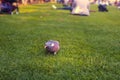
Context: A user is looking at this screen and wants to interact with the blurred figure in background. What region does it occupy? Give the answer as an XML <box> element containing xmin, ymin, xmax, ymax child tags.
<box><xmin>0</xmin><ymin>0</ymin><xmax>12</xmax><ymax>14</ymax></box>
<box><xmin>114</xmin><ymin>0</ymin><xmax>118</xmax><ymax>6</ymax></box>
<box><xmin>117</xmin><ymin>0</ymin><xmax>120</xmax><ymax>9</ymax></box>
<box><xmin>98</xmin><ymin>0</ymin><xmax>108</xmax><ymax>12</ymax></box>
<box><xmin>52</xmin><ymin>0</ymin><xmax>73</xmax><ymax>11</ymax></box>
<box><xmin>71</xmin><ymin>0</ymin><xmax>90</xmax><ymax>16</ymax></box>
<box><xmin>52</xmin><ymin>0</ymin><xmax>90</xmax><ymax>16</ymax></box>
<box><xmin>57</xmin><ymin>0</ymin><xmax>64</xmax><ymax>4</ymax></box>
<box><xmin>0</xmin><ymin>0</ymin><xmax>19</xmax><ymax>14</ymax></box>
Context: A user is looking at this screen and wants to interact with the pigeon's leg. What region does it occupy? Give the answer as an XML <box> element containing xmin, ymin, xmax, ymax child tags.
<box><xmin>54</xmin><ymin>52</ymin><xmax>56</xmax><ymax>55</ymax></box>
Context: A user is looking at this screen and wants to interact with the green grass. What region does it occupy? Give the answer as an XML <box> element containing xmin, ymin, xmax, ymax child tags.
<box><xmin>0</xmin><ymin>3</ymin><xmax>120</xmax><ymax>80</ymax></box>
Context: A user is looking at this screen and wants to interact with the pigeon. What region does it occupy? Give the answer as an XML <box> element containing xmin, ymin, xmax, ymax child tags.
<box><xmin>44</xmin><ymin>40</ymin><xmax>60</xmax><ymax>55</ymax></box>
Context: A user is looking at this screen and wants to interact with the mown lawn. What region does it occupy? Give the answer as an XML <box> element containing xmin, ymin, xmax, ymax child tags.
<box><xmin>0</xmin><ymin>3</ymin><xmax>120</xmax><ymax>80</ymax></box>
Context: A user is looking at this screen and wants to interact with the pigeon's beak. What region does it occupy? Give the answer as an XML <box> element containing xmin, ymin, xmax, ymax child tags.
<box><xmin>44</xmin><ymin>46</ymin><xmax>47</xmax><ymax>48</ymax></box>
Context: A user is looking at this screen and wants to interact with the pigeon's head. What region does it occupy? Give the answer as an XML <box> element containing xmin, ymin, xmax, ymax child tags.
<box><xmin>45</xmin><ymin>40</ymin><xmax>55</xmax><ymax>48</ymax></box>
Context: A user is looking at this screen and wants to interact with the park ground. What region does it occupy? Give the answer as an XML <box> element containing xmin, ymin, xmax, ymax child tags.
<box><xmin>0</xmin><ymin>3</ymin><xmax>120</xmax><ymax>80</ymax></box>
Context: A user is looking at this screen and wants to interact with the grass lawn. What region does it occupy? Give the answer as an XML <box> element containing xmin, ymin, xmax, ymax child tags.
<box><xmin>0</xmin><ymin>3</ymin><xmax>120</xmax><ymax>80</ymax></box>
